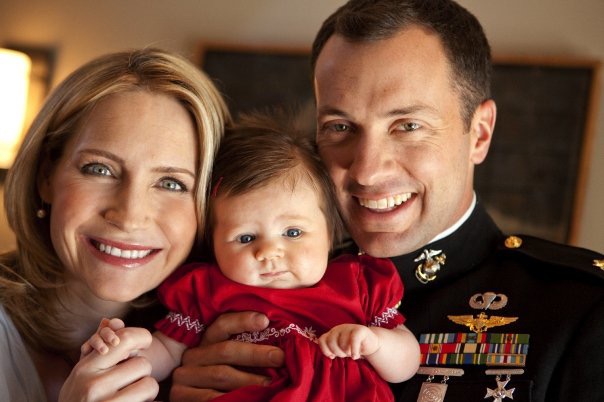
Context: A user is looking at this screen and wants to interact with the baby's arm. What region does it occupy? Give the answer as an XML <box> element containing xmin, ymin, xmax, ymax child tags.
<box><xmin>318</xmin><ymin>323</ymin><xmax>420</xmax><ymax>383</ymax></box>
<box><xmin>82</xmin><ymin>318</ymin><xmax>188</xmax><ymax>381</ymax></box>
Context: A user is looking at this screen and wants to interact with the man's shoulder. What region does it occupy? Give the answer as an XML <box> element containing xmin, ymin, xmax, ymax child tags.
<box><xmin>495</xmin><ymin>234</ymin><xmax>604</xmax><ymax>280</ymax></box>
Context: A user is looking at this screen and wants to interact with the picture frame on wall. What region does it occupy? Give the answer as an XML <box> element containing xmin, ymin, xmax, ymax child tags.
<box><xmin>476</xmin><ymin>56</ymin><xmax>600</xmax><ymax>244</ymax></box>
<box><xmin>197</xmin><ymin>43</ymin><xmax>314</xmax><ymax>121</ymax></box>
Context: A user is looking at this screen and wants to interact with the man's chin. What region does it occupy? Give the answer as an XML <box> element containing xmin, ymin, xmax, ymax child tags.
<box><xmin>352</xmin><ymin>231</ymin><xmax>414</xmax><ymax>258</ymax></box>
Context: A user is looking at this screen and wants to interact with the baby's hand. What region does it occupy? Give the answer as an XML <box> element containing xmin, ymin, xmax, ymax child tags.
<box><xmin>318</xmin><ymin>324</ymin><xmax>379</xmax><ymax>360</ymax></box>
<box><xmin>80</xmin><ymin>317</ymin><xmax>125</xmax><ymax>358</ymax></box>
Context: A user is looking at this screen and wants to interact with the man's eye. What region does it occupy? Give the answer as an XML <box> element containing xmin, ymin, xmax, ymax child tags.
<box><xmin>82</xmin><ymin>163</ymin><xmax>112</xmax><ymax>177</ymax></box>
<box><xmin>321</xmin><ymin>121</ymin><xmax>351</xmax><ymax>134</ymax></box>
<box><xmin>159</xmin><ymin>178</ymin><xmax>187</xmax><ymax>192</ymax></box>
<box><xmin>332</xmin><ymin>123</ymin><xmax>349</xmax><ymax>132</ymax></box>
<box><xmin>238</xmin><ymin>234</ymin><xmax>255</xmax><ymax>244</ymax></box>
<box><xmin>285</xmin><ymin>228</ymin><xmax>302</xmax><ymax>238</ymax></box>
<box><xmin>400</xmin><ymin>122</ymin><xmax>421</xmax><ymax>131</ymax></box>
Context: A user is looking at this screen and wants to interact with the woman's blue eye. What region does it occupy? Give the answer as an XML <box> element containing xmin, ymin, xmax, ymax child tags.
<box><xmin>238</xmin><ymin>234</ymin><xmax>255</xmax><ymax>244</ymax></box>
<box><xmin>159</xmin><ymin>178</ymin><xmax>186</xmax><ymax>192</ymax></box>
<box><xmin>285</xmin><ymin>228</ymin><xmax>302</xmax><ymax>238</ymax></box>
<box><xmin>82</xmin><ymin>163</ymin><xmax>112</xmax><ymax>176</ymax></box>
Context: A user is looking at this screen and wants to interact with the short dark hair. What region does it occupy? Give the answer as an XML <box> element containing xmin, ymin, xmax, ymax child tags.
<box><xmin>208</xmin><ymin>110</ymin><xmax>344</xmax><ymax>250</ymax></box>
<box><xmin>311</xmin><ymin>0</ymin><xmax>492</xmax><ymax>129</ymax></box>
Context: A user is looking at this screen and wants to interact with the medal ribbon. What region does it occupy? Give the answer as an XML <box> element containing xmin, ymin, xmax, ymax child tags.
<box><xmin>419</xmin><ymin>332</ymin><xmax>529</xmax><ymax>366</ymax></box>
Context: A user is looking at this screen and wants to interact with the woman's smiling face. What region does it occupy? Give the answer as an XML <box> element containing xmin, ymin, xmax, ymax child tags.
<box><xmin>40</xmin><ymin>90</ymin><xmax>199</xmax><ymax>302</ymax></box>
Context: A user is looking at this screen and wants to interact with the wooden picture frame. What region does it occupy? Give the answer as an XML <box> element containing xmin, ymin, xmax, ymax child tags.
<box><xmin>197</xmin><ymin>44</ymin><xmax>600</xmax><ymax>245</ymax></box>
<box><xmin>478</xmin><ymin>56</ymin><xmax>600</xmax><ymax>244</ymax></box>
<box><xmin>197</xmin><ymin>43</ymin><xmax>314</xmax><ymax>118</ymax></box>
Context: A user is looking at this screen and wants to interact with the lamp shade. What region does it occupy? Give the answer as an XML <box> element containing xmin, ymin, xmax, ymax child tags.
<box><xmin>0</xmin><ymin>48</ymin><xmax>31</xmax><ymax>169</ymax></box>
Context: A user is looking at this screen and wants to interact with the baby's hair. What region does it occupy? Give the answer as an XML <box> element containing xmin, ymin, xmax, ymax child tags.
<box><xmin>207</xmin><ymin>110</ymin><xmax>344</xmax><ymax>251</ymax></box>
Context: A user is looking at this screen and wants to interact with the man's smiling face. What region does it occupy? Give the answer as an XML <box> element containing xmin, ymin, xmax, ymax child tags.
<box><xmin>314</xmin><ymin>26</ymin><xmax>493</xmax><ymax>257</ymax></box>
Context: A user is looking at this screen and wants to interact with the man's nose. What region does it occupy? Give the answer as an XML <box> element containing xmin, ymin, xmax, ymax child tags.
<box><xmin>348</xmin><ymin>130</ymin><xmax>394</xmax><ymax>187</ymax></box>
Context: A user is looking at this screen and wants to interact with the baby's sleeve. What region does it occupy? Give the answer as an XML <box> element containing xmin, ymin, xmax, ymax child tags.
<box><xmin>357</xmin><ymin>254</ymin><xmax>405</xmax><ymax>329</ymax></box>
<box><xmin>154</xmin><ymin>263</ymin><xmax>210</xmax><ymax>347</ymax></box>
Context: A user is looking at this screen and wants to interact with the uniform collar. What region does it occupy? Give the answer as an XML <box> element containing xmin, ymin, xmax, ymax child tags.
<box><xmin>428</xmin><ymin>193</ymin><xmax>476</xmax><ymax>244</ymax></box>
<box><xmin>390</xmin><ymin>201</ymin><xmax>503</xmax><ymax>293</ymax></box>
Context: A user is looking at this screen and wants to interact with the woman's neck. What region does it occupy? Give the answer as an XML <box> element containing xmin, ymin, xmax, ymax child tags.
<box><xmin>28</xmin><ymin>282</ymin><xmax>131</xmax><ymax>402</ymax></box>
<box><xmin>55</xmin><ymin>281</ymin><xmax>130</xmax><ymax>347</ymax></box>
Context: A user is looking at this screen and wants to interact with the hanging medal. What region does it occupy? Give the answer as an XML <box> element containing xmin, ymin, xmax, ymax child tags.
<box><xmin>484</xmin><ymin>369</ymin><xmax>524</xmax><ymax>401</ymax></box>
<box><xmin>416</xmin><ymin>367</ymin><xmax>464</xmax><ymax>402</ymax></box>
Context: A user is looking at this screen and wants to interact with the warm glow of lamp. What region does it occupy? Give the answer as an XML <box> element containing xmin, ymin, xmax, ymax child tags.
<box><xmin>0</xmin><ymin>48</ymin><xmax>31</xmax><ymax>169</ymax></box>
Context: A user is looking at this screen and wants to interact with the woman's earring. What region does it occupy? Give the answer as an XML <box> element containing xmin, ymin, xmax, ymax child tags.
<box><xmin>36</xmin><ymin>208</ymin><xmax>47</xmax><ymax>219</ymax></box>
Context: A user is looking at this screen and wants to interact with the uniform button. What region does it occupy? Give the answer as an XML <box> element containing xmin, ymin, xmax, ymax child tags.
<box><xmin>504</xmin><ymin>236</ymin><xmax>523</xmax><ymax>249</ymax></box>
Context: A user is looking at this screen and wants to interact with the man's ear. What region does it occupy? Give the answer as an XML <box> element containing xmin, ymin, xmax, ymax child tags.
<box><xmin>37</xmin><ymin>156</ymin><xmax>54</xmax><ymax>204</ymax></box>
<box><xmin>469</xmin><ymin>99</ymin><xmax>496</xmax><ymax>165</ymax></box>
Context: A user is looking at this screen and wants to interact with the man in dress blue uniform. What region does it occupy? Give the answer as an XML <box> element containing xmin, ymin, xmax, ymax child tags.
<box><xmin>170</xmin><ymin>1</ymin><xmax>604</xmax><ymax>401</ymax></box>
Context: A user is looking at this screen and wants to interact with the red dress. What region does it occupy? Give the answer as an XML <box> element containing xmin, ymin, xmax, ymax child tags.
<box><xmin>156</xmin><ymin>253</ymin><xmax>405</xmax><ymax>401</ymax></box>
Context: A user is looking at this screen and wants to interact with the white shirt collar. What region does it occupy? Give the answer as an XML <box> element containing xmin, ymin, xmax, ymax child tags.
<box><xmin>427</xmin><ymin>192</ymin><xmax>477</xmax><ymax>244</ymax></box>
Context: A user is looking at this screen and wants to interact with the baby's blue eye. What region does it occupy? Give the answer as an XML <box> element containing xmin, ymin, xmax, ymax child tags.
<box><xmin>285</xmin><ymin>228</ymin><xmax>302</xmax><ymax>238</ymax></box>
<box><xmin>238</xmin><ymin>234</ymin><xmax>255</xmax><ymax>244</ymax></box>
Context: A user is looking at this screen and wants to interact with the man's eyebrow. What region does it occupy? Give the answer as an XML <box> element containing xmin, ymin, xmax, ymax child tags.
<box><xmin>79</xmin><ymin>148</ymin><xmax>195</xmax><ymax>178</ymax></box>
<box><xmin>316</xmin><ymin>106</ymin><xmax>350</xmax><ymax>118</ymax></box>
<box><xmin>318</xmin><ymin>104</ymin><xmax>439</xmax><ymax>119</ymax></box>
<box><xmin>386</xmin><ymin>105</ymin><xmax>438</xmax><ymax>116</ymax></box>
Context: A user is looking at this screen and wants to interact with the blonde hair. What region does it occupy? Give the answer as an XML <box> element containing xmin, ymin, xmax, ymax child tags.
<box><xmin>0</xmin><ymin>48</ymin><xmax>231</xmax><ymax>351</ymax></box>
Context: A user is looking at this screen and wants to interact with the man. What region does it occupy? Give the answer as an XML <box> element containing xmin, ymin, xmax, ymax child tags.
<box><xmin>171</xmin><ymin>1</ymin><xmax>603</xmax><ymax>401</ymax></box>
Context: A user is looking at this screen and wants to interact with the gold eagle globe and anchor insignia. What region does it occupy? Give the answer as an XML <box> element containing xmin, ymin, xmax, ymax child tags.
<box><xmin>415</xmin><ymin>249</ymin><xmax>447</xmax><ymax>284</ymax></box>
<box><xmin>448</xmin><ymin>292</ymin><xmax>518</xmax><ymax>333</ymax></box>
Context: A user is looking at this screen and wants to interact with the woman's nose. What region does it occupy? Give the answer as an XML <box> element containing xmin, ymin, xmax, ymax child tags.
<box><xmin>102</xmin><ymin>181</ymin><xmax>151</xmax><ymax>231</ymax></box>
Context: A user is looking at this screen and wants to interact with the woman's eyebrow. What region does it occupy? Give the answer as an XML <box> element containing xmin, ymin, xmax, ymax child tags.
<box><xmin>151</xmin><ymin>166</ymin><xmax>196</xmax><ymax>179</ymax></box>
<box><xmin>79</xmin><ymin>148</ymin><xmax>195</xmax><ymax>178</ymax></box>
<box><xmin>79</xmin><ymin>148</ymin><xmax>124</xmax><ymax>164</ymax></box>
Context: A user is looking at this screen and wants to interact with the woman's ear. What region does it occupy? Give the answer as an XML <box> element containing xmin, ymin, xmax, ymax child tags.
<box><xmin>37</xmin><ymin>155</ymin><xmax>54</xmax><ymax>204</ymax></box>
<box><xmin>469</xmin><ymin>99</ymin><xmax>497</xmax><ymax>165</ymax></box>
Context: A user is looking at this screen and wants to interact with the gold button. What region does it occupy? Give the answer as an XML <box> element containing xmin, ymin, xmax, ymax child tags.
<box><xmin>594</xmin><ymin>259</ymin><xmax>604</xmax><ymax>271</ymax></box>
<box><xmin>504</xmin><ymin>236</ymin><xmax>522</xmax><ymax>249</ymax></box>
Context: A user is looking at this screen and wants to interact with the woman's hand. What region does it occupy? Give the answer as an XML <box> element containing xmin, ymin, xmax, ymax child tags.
<box><xmin>170</xmin><ymin>311</ymin><xmax>285</xmax><ymax>402</ymax></box>
<box><xmin>59</xmin><ymin>327</ymin><xmax>158</xmax><ymax>402</ymax></box>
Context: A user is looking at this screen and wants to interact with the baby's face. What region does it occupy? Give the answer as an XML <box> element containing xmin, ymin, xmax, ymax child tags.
<box><xmin>212</xmin><ymin>179</ymin><xmax>331</xmax><ymax>289</ymax></box>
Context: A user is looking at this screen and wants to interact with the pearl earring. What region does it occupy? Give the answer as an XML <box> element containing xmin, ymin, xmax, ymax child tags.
<box><xmin>36</xmin><ymin>208</ymin><xmax>47</xmax><ymax>219</ymax></box>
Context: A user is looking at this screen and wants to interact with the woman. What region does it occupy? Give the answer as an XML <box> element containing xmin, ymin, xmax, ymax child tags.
<box><xmin>0</xmin><ymin>48</ymin><xmax>230</xmax><ymax>401</ymax></box>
